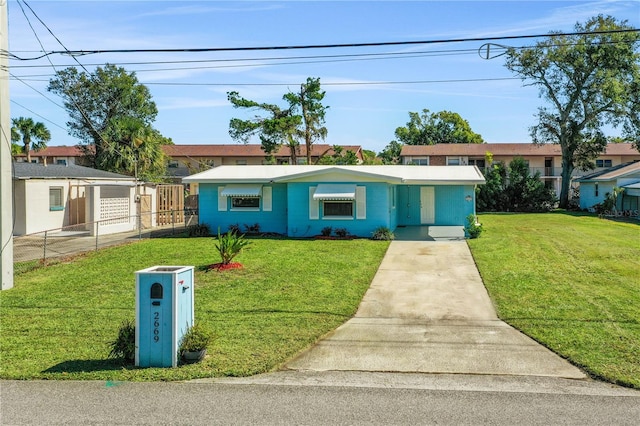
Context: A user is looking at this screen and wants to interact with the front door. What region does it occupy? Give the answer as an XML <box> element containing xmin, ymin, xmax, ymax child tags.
<box><xmin>420</xmin><ymin>187</ymin><xmax>435</xmax><ymax>224</ymax></box>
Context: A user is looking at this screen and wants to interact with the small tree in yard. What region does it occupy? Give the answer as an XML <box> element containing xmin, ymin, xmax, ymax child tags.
<box><xmin>214</xmin><ymin>229</ymin><xmax>251</xmax><ymax>266</ymax></box>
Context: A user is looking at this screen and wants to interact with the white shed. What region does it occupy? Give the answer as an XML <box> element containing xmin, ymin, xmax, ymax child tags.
<box><xmin>12</xmin><ymin>163</ymin><xmax>139</xmax><ymax>236</ymax></box>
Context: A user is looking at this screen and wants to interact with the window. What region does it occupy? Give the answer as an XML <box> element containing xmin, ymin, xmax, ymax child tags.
<box><xmin>323</xmin><ymin>201</ymin><xmax>353</xmax><ymax>217</ymax></box>
<box><xmin>411</xmin><ymin>158</ymin><xmax>429</xmax><ymax>166</ymax></box>
<box><xmin>168</xmin><ymin>160</ymin><xmax>179</xmax><ymax>168</ymax></box>
<box><xmin>235</xmin><ymin>159</ymin><xmax>247</xmax><ymax>165</ymax></box>
<box><xmin>595</xmin><ymin>184</ymin><xmax>599</xmax><ymax>197</ymax></box>
<box><xmin>596</xmin><ymin>159</ymin><xmax>612</xmax><ymax>168</ymax></box>
<box><xmin>49</xmin><ymin>187</ymin><xmax>64</xmax><ymax>211</ymax></box>
<box><xmin>447</xmin><ymin>157</ymin><xmax>460</xmax><ymax>166</ymax></box>
<box><xmin>56</xmin><ymin>159</ymin><xmax>67</xmax><ymax>166</ymax></box>
<box><xmin>468</xmin><ymin>159</ymin><xmax>485</xmax><ymax>168</ymax></box>
<box><xmin>231</xmin><ymin>197</ymin><xmax>260</xmax><ymax>209</ymax></box>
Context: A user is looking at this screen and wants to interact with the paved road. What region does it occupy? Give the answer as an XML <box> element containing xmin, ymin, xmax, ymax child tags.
<box><xmin>1</xmin><ymin>374</ymin><xmax>638</xmax><ymax>425</ymax></box>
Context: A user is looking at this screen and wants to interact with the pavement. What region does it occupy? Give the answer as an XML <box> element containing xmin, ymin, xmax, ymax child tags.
<box><xmin>281</xmin><ymin>239</ymin><xmax>586</xmax><ymax>379</ymax></box>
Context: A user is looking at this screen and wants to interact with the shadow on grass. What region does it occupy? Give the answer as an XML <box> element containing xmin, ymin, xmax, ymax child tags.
<box><xmin>42</xmin><ymin>359</ymin><xmax>135</xmax><ymax>374</ymax></box>
<box><xmin>551</xmin><ymin>209</ymin><xmax>640</xmax><ymax>225</ymax></box>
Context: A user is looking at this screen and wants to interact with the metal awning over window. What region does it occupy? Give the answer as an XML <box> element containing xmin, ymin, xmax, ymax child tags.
<box><xmin>313</xmin><ymin>184</ymin><xmax>356</xmax><ymax>200</ymax></box>
<box><xmin>220</xmin><ymin>184</ymin><xmax>263</xmax><ymax>197</ymax></box>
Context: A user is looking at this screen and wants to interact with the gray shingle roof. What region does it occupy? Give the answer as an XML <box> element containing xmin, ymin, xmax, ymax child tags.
<box><xmin>13</xmin><ymin>162</ymin><xmax>135</xmax><ymax>180</ymax></box>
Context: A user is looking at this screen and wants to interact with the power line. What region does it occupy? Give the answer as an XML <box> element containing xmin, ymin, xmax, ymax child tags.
<box><xmin>7</xmin><ymin>29</ymin><xmax>639</xmax><ymax>61</ymax></box>
<box><xmin>10</xmin><ymin>99</ymin><xmax>67</xmax><ymax>130</ymax></box>
<box><xmin>141</xmin><ymin>77</ymin><xmax>521</xmax><ymax>87</ymax></box>
<box><xmin>7</xmin><ymin>47</ymin><xmax>482</xmax><ymax>68</ymax></box>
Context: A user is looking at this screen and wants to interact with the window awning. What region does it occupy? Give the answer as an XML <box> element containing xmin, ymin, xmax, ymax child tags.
<box><xmin>220</xmin><ymin>184</ymin><xmax>263</xmax><ymax>197</ymax></box>
<box><xmin>313</xmin><ymin>184</ymin><xmax>356</xmax><ymax>200</ymax></box>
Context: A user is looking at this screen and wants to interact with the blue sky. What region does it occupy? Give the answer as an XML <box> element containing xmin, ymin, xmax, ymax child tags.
<box><xmin>7</xmin><ymin>1</ymin><xmax>640</xmax><ymax>154</ymax></box>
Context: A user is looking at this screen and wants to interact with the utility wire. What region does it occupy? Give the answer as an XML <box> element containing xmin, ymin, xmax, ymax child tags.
<box><xmin>16</xmin><ymin>0</ymin><xmax>143</xmax><ymax>171</ymax></box>
<box><xmin>7</xmin><ymin>28</ymin><xmax>639</xmax><ymax>60</ymax></box>
<box><xmin>7</xmin><ymin>47</ymin><xmax>482</xmax><ymax>68</ymax></box>
<box><xmin>10</xmin><ymin>99</ymin><xmax>67</xmax><ymax>131</ymax></box>
<box><xmin>141</xmin><ymin>77</ymin><xmax>521</xmax><ymax>87</ymax></box>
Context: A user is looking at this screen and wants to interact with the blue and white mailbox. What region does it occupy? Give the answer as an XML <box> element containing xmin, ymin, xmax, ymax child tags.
<box><xmin>135</xmin><ymin>266</ymin><xmax>194</xmax><ymax>368</ymax></box>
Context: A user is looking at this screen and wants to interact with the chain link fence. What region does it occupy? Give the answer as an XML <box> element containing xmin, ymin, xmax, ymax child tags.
<box><xmin>13</xmin><ymin>210</ymin><xmax>198</xmax><ymax>272</ymax></box>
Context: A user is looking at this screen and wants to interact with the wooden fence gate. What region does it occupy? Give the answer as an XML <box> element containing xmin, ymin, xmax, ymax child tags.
<box><xmin>157</xmin><ymin>185</ymin><xmax>185</xmax><ymax>225</ymax></box>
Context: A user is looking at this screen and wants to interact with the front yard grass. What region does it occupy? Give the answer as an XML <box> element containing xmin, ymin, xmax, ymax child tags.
<box><xmin>467</xmin><ymin>212</ymin><xmax>640</xmax><ymax>388</ymax></box>
<box><xmin>0</xmin><ymin>237</ymin><xmax>389</xmax><ymax>381</ymax></box>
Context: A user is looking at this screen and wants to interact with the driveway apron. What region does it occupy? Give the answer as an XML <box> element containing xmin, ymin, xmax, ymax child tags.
<box><xmin>284</xmin><ymin>240</ymin><xmax>586</xmax><ymax>378</ymax></box>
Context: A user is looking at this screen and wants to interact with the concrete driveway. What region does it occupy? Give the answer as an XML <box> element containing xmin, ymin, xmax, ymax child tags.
<box><xmin>284</xmin><ymin>240</ymin><xmax>586</xmax><ymax>379</ymax></box>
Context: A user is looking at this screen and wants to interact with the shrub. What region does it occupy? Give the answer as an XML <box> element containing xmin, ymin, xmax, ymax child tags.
<box><xmin>371</xmin><ymin>226</ymin><xmax>395</xmax><ymax>241</ymax></box>
<box><xmin>465</xmin><ymin>214</ymin><xmax>483</xmax><ymax>239</ymax></box>
<box><xmin>334</xmin><ymin>228</ymin><xmax>348</xmax><ymax>238</ymax></box>
<box><xmin>227</xmin><ymin>223</ymin><xmax>241</xmax><ymax>235</ymax></box>
<box><xmin>179</xmin><ymin>323</ymin><xmax>214</xmax><ymax>353</ymax></box>
<box><xmin>108</xmin><ymin>319</ymin><xmax>136</xmax><ymax>363</ymax></box>
<box><xmin>320</xmin><ymin>226</ymin><xmax>333</xmax><ymax>237</ymax></box>
<box><xmin>188</xmin><ymin>223</ymin><xmax>211</xmax><ymax>237</ymax></box>
<box><xmin>215</xmin><ymin>228</ymin><xmax>251</xmax><ymax>265</ymax></box>
<box><xmin>476</xmin><ymin>158</ymin><xmax>556</xmax><ymax>212</ymax></box>
<box><xmin>244</xmin><ymin>223</ymin><xmax>261</xmax><ymax>234</ymax></box>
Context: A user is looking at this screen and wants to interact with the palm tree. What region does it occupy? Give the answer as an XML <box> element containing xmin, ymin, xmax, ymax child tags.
<box><xmin>11</xmin><ymin>117</ymin><xmax>51</xmax><ymax>162</ymax></box>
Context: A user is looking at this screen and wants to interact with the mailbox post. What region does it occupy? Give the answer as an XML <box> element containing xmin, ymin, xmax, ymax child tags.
<box><xmin>135</xmin><ymin>266</ymin><xmax>194</xmax><ymax>367</ymax></box>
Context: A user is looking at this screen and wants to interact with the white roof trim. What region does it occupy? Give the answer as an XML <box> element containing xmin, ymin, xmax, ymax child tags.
<box><xmin>313</xmin><ymin>184</ymin><xmax>356</xmax><ymax>200</ymax></box>
<box><xmin>220</xmin><ymin>184</ymin><xmax>263</xmax><ymax>197</ymax></box>
<box><xmin>183</xmin><ymin>165</ymin><xmax>485</xmax><ymax>185</ymax></box>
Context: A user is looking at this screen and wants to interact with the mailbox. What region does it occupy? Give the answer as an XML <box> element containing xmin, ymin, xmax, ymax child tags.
<box><xmin>135</xmin><ymin>266</ymin><xmax>194</xmax><ymax>367</ymax></box>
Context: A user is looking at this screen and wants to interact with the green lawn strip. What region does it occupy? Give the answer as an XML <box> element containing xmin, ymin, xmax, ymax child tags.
<box><xmin>1</xmin><ymin>238</ymin><xmax>389</xmax><ymax>381</ymax></box>
<box><xmin>468</xmin><ymin>212</ymin><xmax>640</xmax><ymax>388</ymax></box>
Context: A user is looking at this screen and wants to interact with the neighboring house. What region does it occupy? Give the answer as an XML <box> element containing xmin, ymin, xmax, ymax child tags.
<box><xmin>400</xmin><ymin>143</ymin><xmax>640</xmax><ymax>196</ymax></box>
<box><xmin>183</xmin><ymin>165</ymin><xmax>485</xmax><ymax>238</ymax></box>
<box><xmin>12</xmin><ymin>162</ymin><xmax>141</xmax><ymax>236</ymax></box>
<box><xmin>14</xmin><ymin>145</ymin><xmax>85</xmax><ymax>166</ymax></box>
<box><xmin>575</xmin><ymin>161</ymin><xmax>640</xmax><ymax>215</ymax></box>
<box><xmin>163</xmin><ymin>144</ymin><xmax>365</xmax><ymax>181</ymax></box>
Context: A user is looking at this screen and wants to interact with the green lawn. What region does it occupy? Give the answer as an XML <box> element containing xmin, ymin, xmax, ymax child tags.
<box><xmin>0</xmin><ymin>237</ymin><xmax>389</xmax><ymax>381</ymax></box>
<box><xmin>467</xmin><ymin>212</ymin><xmax>640</xmax><ymax>388</ymax></box>
<box><xmin>3</xmin><ymin>214</ymin><xmax>639</xmax><ymax>387</ymax></box>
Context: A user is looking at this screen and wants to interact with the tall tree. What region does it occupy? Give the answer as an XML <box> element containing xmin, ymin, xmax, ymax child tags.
<box><xmin>378</xmin><ymin>140</ymin><xmax>403</xmax><ymax>164</ymax></box>
<box><xmin>228</xmin><ymin>91</ymin><xmax>301</xmax><ymax>163</ymax></box>
<box><xmin>11</xmin><ymin>117</ymin><xmax>51</xmax><ymax>162</ymax></box>
<box><xmin>316</xmin><ymin>145</ymin><xmax>359</xmax><ymax>165</ymax></box>
<box><xmin>394</xmin><ymin>109</ymin><xmax>484</xmax><ymax>146</ymax></box>
<box><xmin>228</xmin><ymin>77</ymin><xmax>328</xmax><ymax>164</ymax></box>
<box><xmin>47</xmin><ymin>64</ymin><xmax>168</xmax><ymax>180</ymax></box>
<box><xmin>284</xmin><ymin>77</ymin><xmax>328</xmax><ymax>164</ymax></box>
<box><xmin>505</xmin><ymin>15</ymin><xmax>640</xmax><ymax>208</ymax></box>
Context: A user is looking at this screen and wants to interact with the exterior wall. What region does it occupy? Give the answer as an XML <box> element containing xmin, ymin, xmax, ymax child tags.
<box><xmin>396</xmin><ymin>185</ymin><xmax>476</xmax><ymax>227</ymax></box>
<box><xmin>21</xmin><ymin>179</ymin><xmax>70</xmax><ymax>235</ymax></box>
<box><xmin>579</xmin><ymin>181</ymin><xmax>615</xmax><ymax>210</ymax></box>
<box><xmin>286</xmin><ymin>182</ymin><xmax>392</xmax><ymax>238</ymax></box>
<box><xmin>86</xmin><ymin>185</ymin><xmax>137</xmax><ymax>236</ymax></box>
<box><xmin>198</xmin><ymin>183</ymin><xmax>288</xmax><ymax>234</ymax></box>
<box><xmin>13</xmin><ymin>181</ymin><xmax>27</xmax><ymax>235</ymax></box>
<box><xmin>198</xmin><ymin>181</ymin><xmax>478</xmax><ymax>238</ymax></box>
<box><xmin>429</xmin><ymin>156</ymin><xmax>446</xmax><ymax>166</ymax></box>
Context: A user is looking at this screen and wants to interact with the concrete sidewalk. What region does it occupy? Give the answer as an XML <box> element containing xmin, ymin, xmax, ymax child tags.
<box><xmin>284</xmin><ymin>240</ymin><xmax>586</xmax><ymax>379</ymax></box>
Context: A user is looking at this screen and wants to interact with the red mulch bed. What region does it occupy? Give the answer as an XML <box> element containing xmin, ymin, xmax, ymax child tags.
<box><xmin>206</xmin><ymin>262</ymin><xmax>243</xmax><ymax>272</ymax></box>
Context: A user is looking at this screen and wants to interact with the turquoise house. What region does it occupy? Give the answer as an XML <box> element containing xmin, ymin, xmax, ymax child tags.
<box><xmin>575</xmin><ymin>161</ymin><xmax>640</xmax><ymax>216</ymax></box>
<box><xmin>183</xmin><ymin>165</ymin><xmax>485</xmax><ymax>238</ymax></box>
